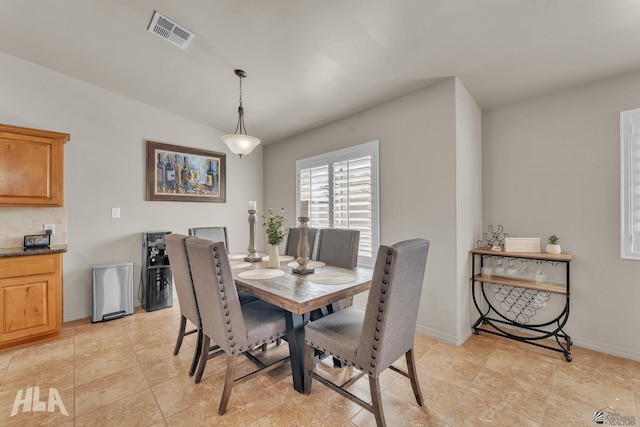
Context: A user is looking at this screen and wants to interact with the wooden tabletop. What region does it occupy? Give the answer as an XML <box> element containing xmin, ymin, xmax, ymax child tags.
<box><xmin>233</xmin><ymin>261</ymin><xmax>372</xmax><ymax>315</ymax></box>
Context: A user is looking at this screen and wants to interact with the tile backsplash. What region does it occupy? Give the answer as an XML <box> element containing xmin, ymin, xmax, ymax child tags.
<box><xmin>0</xmin><ymin>207</ymin><xmax>66</xmax><ymax>248</ymax></box>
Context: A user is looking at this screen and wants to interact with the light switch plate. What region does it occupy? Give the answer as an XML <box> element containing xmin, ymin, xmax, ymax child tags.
<box><xmin>112</xmin><ymin>208</ymin><xmax>121</xmax><ymax>218</ymax></box>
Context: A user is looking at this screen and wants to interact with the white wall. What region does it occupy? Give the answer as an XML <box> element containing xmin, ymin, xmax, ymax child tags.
<box><xmin>264</xmin><ymin>77</ymin><xmax>482</xmax><ymax>345</ymax></box>
<box><xmin>454</xmin><ymin>78</ymin><xmax>483</xmax><ymax>342</ymax></box>
<box><xmin>483</xmin><ymin>70</ymin><xmax>640</xmax><ymax>361</ymax></box>
<box><xmin>0</xmin><ymin>52</ymin><xmax>263</xmax><ymax>321</ymax></box>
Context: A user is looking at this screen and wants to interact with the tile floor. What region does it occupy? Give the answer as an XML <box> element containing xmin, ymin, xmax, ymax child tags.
<box><xmin>0</xmin><ymin>304</ymin><xmax>638</xmax><ymax>426</ymax></box>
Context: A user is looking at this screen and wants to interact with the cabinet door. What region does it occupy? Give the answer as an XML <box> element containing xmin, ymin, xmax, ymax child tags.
<box><xmin>0</xmin><ymin>124</ymin><xmax>69</xmax><ymax>206</ymax></box>
<box><xmin>0</xmin><ymin>273</ymin><xmax>59</xmax><ymax>342</ymax></box>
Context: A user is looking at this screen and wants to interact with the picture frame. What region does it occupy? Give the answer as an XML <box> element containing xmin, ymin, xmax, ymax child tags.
<box><xmin>146</xmin><ymin>141</ymin><xmax>226</xmax><ymax>203</ymax></box>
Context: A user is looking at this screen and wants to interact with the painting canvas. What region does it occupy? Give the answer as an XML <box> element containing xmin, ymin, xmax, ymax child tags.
<box><xmin>146</xmin><ymin>141</ymin><xmax>226</xmax><ymax>203</ymax></box>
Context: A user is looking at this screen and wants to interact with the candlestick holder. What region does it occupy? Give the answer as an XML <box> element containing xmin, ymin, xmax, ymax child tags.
<box><xmin>293</xmin><ymin>216</ymin><xmax>314</xmax><ymax>275</ymax></box>
<box><xmin>244</xmin><ymin>209</ymin><xmax>262</xmax><ymax>262</ymax></box>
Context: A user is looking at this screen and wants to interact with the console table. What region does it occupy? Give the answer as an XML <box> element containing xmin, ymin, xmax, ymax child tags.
<box><xmin>470</xmin><ymin>248</ymin><xmax>572</xmax><ymax>361</ymax></box>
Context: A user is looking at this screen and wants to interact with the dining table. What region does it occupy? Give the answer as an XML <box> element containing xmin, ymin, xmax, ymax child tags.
<box><xmin>230</xmin><ymin>255</ymin><xmax>373</xmax><ymax>393</ymax></box>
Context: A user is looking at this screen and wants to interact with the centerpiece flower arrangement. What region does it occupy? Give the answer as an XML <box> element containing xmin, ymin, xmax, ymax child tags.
<box><xmin>263</xmin><ymin>208</ymin><xmax>289</xmax><ymax>267</ymax></box>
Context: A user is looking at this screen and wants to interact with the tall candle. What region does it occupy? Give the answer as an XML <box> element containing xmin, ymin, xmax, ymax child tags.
<box><xmin>249</xmin><ymin>200</ymin><xmax>257</xmax><ymax>211</ymax></box>
<box><xmin>300</xmin><ymin>200</ymin><xmax>309</xmax><ymax>217</ymax></box>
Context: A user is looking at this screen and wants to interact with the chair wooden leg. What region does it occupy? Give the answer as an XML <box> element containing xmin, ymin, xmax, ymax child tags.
<box><xmin>174</xmin><ymin>315</ymin><xmax>187</xmax><ymax>356</ymax></box>
<box><xmin>189</xmin><ymin>329</ymin><xmax>203</xmax><ymax>377</ymax></box>
<box><xmin>194</xmin><ymin>335</ymin><xmax>210</xmax><ymax>384</ymax></box>
<box><xmin>303</xmin><ymin>344</ymin><xmax>314</xmax><ymax>395</ymax></box>
<box><xmin>369</xmin><ymin>376</ymin><xmax>386</xmax><ymax>427</ymax></box>
<box><xmin>218</xmin><ymin>354</ymin><xmax>239</xmax><ymax>415</ymax></box>
<box><xmin>405</xmin><ymin>348</ymin><xmax>424</xmax><ymax>406</ymax></box>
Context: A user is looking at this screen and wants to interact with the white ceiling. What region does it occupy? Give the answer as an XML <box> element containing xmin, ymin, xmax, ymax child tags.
<box><xmin>2</xmin><ymin>0</ymin><xmax>640</xmax><ymax>143</ymax></box>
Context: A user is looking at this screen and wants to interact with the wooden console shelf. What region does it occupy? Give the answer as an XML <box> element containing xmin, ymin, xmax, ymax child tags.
<box><xmin>470</xmin><ymin>248</ymin><xmax>572</xmax><ymax>361</ymax></box>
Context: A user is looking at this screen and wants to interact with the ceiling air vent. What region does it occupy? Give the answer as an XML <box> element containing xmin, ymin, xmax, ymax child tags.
<box><xmin>147</xmin><ymin>11</ymin><xmax>195</xmax><ymax>50</ymax></box>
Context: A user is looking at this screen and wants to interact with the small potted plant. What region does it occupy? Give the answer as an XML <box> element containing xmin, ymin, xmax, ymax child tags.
<box><xmin>546</xmin><ymin>234</ymin><xmax>561</xmax><ymax>254</ymax></box>
<box><xmin>263</xmin><ymin>208</ymin><xmax>289</xmax><ymax>268</ymax></box>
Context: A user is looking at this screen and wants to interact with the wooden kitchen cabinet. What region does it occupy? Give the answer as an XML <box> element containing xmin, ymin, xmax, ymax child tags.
<box><xmin>0</xmin><ymin>252</ymin><xmax>63</xmax><ymax>351</ymax></box>
<box><xmin>0</xmin><ymin>123</ymin><xmax>69</xmax><ymax>206</ymax></box>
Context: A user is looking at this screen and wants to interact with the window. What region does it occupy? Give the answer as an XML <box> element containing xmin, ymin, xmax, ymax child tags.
<box><xmin>297</xmin><ymin>141</ymin><xmax>379</xmax><ymax>268</ymax></box>
<box><xmin>621</xmin><ymin>108</ymin><xmax>640</xmax><ymax>259</ymax></box>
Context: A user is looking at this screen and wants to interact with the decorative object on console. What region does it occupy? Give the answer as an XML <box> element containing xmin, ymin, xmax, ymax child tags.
<box><xmin>221</xmin><ymin>69</ymin><xmax>261</xmax><ymax>157</ymax></box>
<box><xmin>504</xmin><ymin>237</ymin><xmax>541</xmax><ymax>252</ymax></box>
<box><xmin>476</xmin><ymin>224</ymin><xmax>509</xmax><ymax>250</ymax></box>
<box><xmin>146</xmin><ymin>141</ymin><xmax>226</xmax><ymax>203</ymax></box>
<box><xmin>262</xmin><ymin>208</ymin><xmax>288</xmax><ymax>268</ymax></box>
<box><xmin>293</xmin><ymin>201</ymin><xmax>314</xmax><ymax>275</ymax></box>
<box><xmin>546</xmin><ymin>234</ymin><xmax>561</xmax><ymax>254</ymax></box>
<box><xmin>245</xmin><ymin>201</ymin><xmax>262</xmax><ymax>263</ymax></box>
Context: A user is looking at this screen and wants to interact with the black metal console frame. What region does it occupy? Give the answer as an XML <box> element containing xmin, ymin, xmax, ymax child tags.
<box><xmin>471</xmin><ymin>248</ymin><xmax>572</xmax><ymax>362</ymax></box>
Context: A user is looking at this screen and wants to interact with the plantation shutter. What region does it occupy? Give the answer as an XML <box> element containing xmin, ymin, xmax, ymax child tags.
<box><xmin>621</xmin><ymin>108</ymin><xmax>640</xmax><ymax>259</ymax></box>
<box><xmin>297</xmin><ymin>141</ymin><xmax>379</xmax><ymax>267</ymax></box>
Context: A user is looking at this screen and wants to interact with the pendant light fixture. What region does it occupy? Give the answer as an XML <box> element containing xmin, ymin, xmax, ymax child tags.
<box><xmin>221</xmin><ymin>69</ymin><xmax>261</xmax><ymax>157</ymax></box>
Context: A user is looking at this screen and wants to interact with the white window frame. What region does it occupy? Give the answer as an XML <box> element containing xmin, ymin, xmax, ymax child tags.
<box><xmin>621</xmin><ymin>108</ymin><xmax>640</xmax><ymax>259</ymax></box>
<box><xmin>296</xmin><ymin>141</ymin><xmax>380</xmax><ymax>268</ymax></box>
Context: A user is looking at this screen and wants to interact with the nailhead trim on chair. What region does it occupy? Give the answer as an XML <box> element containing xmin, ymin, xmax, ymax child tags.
<box><xmin>368</xmin><ymin>248</ymin><xmax>393</xmax><ymax>376</ymax></box>
<box><xmin>213</xmin><ymin>243</ymin><xmax>237</xmax><ymax>355</ymax></box>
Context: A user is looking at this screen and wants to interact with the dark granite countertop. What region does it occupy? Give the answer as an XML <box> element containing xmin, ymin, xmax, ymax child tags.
<box><xmin>0</xmin><ymin>244</ymin><xmax>68</xmax><ymax>258</ymax></box>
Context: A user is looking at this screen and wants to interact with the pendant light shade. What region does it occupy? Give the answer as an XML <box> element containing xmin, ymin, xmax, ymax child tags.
<box><xmin>221</xmin><ymin>133</ymin><xmax>261</xmax><ymax>157</ymax></box>
<box><xmin>221</xmin><ymin>69</ymin><xmax>261</xmax><ymax>157</ymax></box>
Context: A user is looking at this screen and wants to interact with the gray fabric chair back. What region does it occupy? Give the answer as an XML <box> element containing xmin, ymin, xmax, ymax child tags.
<box><xmin>165</xmin><ymin>234</ymin><xmax>200</xmax><ymax>326</ymax></box>
<box><xmin>185</xmin><ymin>237</ymin><xmax>249</xmax><ymax>353</ymax></box>
<box><xmin>357</xmin><ymin>238</ymin><xmax>429</xmax><ymax>375</ymax></box>
<box><xmin>284</xmin><ymin>227</ymin><xmax>318</xmax><ymax>258</ymax></box>
<box><xmin>315</xmin><ymin>228</ymin><xmax>360</xmax><ymax>268</ymax></box>
<box><xmin>188</xmin><ymin>227</ymin><xmax>229</xmax><ymax>251</ymax></box>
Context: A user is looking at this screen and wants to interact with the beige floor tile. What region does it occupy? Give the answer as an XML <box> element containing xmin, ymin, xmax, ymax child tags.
<box><xmin>140</xmin><ymin>349</ymin><xmax>197</xmax><ymax>387</ymax></box>
<box><xmin>408</xmin><ymin>370</ymin><xmax>467</xmax><ymax>421</ymax></box>
<box><xmin>415</xmin><ymin>342</ymin><xmax>488</xmax><ymax>389</ymax></box>
<box><xmin>75</xmin><ymin>365</ymin><xmax>148</xmax><ymax>417</ymax></box>
<box><xmin>74</xmin><ymin>388</ymin><xmax>163</xmax><ymax>427</ymax></box>
<box><xmin>1</xmin><ymin>309</ymin><xmax>639</xmax><ymax>426</ymax></box>
<box><xmin>550</xmin><ymin>364</ymin><xmax>637</xmax><ymax>415</ymax></box>
<box><xmin>152</xmin><ymin>367</ymin><xmax>223</xmax><ymax>418</ymax></box>
<box><xmin>254</xmin><ymin>392</ymin><xmax>350</xmax><ymax>426</ymax></box>
<box><xmin>1</xmin><ymin>357</ymin><xmax>75</xmax><ymax>391</ymax></box>
<box><xmin>0</xmin><ymin>384</ymin><xmax>73</xmax><ymax>426</ymax></box>
<box><xmin>74</xmin><ymin>341</ymin><xmax>138</xmax><ymax>385</ymax></box>
<box><xmin>444</xmin><ymin>389</ymin><xmax>540</xmax><ymax>426</ymax></box>
<box><xmin>541</xmin><ymin>392</ymin><xmax>628</xmax><ymax>426</ymax></box>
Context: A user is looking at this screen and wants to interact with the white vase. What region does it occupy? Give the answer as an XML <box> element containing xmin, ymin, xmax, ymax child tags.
<box><xmin>546</xmin><ymin>244</ymin><xmax>561</xmax><ymax>254</ymax></box>
<box><xmin>268</xmin><ymin>244</ymin><xmax>280</xmax><ymax>268</ymax></box>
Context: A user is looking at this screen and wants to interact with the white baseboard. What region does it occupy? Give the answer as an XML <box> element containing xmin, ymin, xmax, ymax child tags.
<box><xmin>571</xmin><ymin>335</ymin><xmax>640</xmax><ymax>362</ymax></box>
<box><xmin>63</xmin><ymin>310</ymin><xmax>92</xmax><ymax>322</ymax></box>
<box><xmin>63</xmin><ymin>301</ymin><xmax>142</xmax><ymax>323</ymax></box>
<box><xmin>416</xmin><ymin>324</ymin><xmax>467</xmax><ymax>346</ymax></box>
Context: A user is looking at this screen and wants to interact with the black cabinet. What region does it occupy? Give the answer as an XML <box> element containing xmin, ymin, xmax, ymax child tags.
<box><xmin>142</xmin><ymin>231</ymin><xmax>173</xmax><ymax>312</ymax></box>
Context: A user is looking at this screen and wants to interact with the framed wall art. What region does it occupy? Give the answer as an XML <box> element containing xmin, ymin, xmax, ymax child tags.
<box><xmin>146</xmin><ymin>141</ymin><xmax>226</xmax><ymax>203</ymax></box>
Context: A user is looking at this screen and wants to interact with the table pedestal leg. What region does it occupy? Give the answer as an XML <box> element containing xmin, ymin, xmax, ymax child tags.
<box><xmin>285</xmin><ymin>312</ymin><xmax>310</xmax><ymax>393</ymax></box>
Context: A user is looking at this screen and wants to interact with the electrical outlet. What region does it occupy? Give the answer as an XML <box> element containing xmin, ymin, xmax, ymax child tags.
<box><xmin>43</xmin><ymin>224</ymin><xmax>55</xmax><ymax>235</ymax></box>
<box><xmin>111</xmin><ymin>208</ymin><xmax>121</xmax><ymax>218</ymax></box>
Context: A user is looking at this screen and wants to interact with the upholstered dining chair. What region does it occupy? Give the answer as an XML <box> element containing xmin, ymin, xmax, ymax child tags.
<box><xmin>185</xmin><ymin>237</ymin><xmax>290</xmax><ymax>415</ymax></box>
<box><xmin>165</xmin><ymin>234</ymin><xmax>214</xmax><ymax>377</ymax></box>
<box><xmin>316</xmin><ymin>228</ymin><xmax>360</xmax><ymax>311</ymax></box>
<box><xmin>315</xmin><ymin>228</ymin><xmax>360</xmax><ymax>268</ymax></box>
<box><xmin>284</xmin><ymin>227</ymin><xmax>319</xmax><ymax>259</ymax></box>
<box><xmin>165</xmin><ymin>234</ymin><xmax>255</xmax><ymax>377</ymax></box>
<box><xmin>188</xmin><ymin>226</ymin><xmax>229</xmax><ymax>250</ymax></box>
<box><xmin>303</xmin><ymin>238</ymin><xmax>430</xmax><ymax>427</ymax></box>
